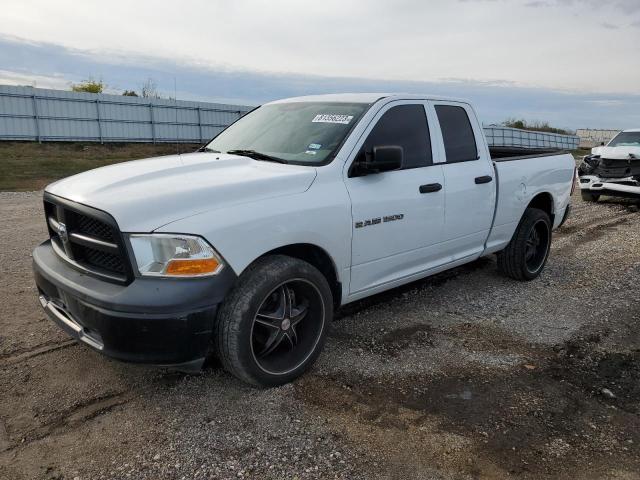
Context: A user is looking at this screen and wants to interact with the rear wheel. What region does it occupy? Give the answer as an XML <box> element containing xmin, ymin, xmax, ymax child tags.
<box><xmin>581</xmin><ymin>191</ymin><xmax>600</xmax><ymax>202</ymax></box>
<box><xmin>215</xmin><ymin>255</ymin><xmax>332</xmax><ymax>387</ymax></box>
<box><xmin>497</xmin><ymin>207</ymin><xmax>552</xmax><ymax>281</ymax></box>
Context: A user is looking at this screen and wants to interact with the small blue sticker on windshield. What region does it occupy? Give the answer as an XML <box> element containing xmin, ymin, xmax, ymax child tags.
<box><xmin>308</xmin><ymin>143</ymin><xmax>322</xmax><ymax>150</ymax></box>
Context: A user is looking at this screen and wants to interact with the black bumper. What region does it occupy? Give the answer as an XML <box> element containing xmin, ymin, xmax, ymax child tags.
<box><xmin>33</xmin><ymin>240</ymin><xmax>237</xmax><ymax>370</ymax></box>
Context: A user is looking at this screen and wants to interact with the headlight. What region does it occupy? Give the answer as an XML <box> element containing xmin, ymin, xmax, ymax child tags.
<box><xmin>128</xmin><ymin>234</ymin><xmax>224</xmax><ymax>277</ymax></box>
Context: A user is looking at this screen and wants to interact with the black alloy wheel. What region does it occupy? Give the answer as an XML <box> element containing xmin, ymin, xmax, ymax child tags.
<box><xmin>250</xmin><ymin>279</ymin><xmax>325</xmax><ymax>375</ymax></box>
<box><xmin>524</xmin><ymin>219</ymin><xmax>550</xmax><ymax>274</ymax></box>
<box><xmin>497</xmin><ymin>207</ymin><xmax>552</xmax><ymax>281</ymax></box>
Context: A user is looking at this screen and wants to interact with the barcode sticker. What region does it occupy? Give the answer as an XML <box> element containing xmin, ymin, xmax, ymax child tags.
<box><xmin>312</xmin><ymin>114</ymin><xmax>354</xmax><ymax>124</ymax></box>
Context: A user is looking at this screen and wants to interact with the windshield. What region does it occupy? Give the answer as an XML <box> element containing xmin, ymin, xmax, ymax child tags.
<box><xmin>608</xmin><ymin>132</ymin><xmax>640</xmax><ymax>147</ymax></box>
<box><xmin>206</xmin><ymin>102</ymin><xmax>370</xmax><ymax>165</ymax></box>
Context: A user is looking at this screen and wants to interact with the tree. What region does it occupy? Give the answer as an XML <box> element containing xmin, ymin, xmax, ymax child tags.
<box><xmin>502</xmin><ymin>118</ymin><xmax>572</xmax><ymax>136</ymax></box>
<box><xmin>71</xmin><ymin>77</ymin><xmax>105</xmax><ymax>94</ymax></box>
<box><xmin>122</xmin><ymin>90</ymin><xmax>139</xmax><ymax>97</ymax></box>
<box><xmin>141</xmin><ymin>78</ymin><xmax>160</xmax><ymax>98</ymax></box>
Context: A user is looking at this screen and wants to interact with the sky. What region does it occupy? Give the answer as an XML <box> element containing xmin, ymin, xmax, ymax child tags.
<box><xmin>0</xmin><ymin>0</ymin><xmax>639</xmax><ymax>129</ymax></box>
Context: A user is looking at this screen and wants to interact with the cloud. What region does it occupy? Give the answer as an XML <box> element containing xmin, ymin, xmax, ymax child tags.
<box><xmin>600</xmin><ymin>22</ymin><xmax>620</xmax><ymax>29</ymax></box>
<box><xmin>612</xmin><ymin>0</ymin><xmax>640</xmax><ymax>14</ymax></box>
<box><xmin>0</xmin><ymin>36</ymin><xmax>638</xmax><ymax>130</ymax></box>
<box><xmin>586</xmin><ymin>99</ymin><xmax>626</xmax><ymax>107</ymax></box>
<box><xmin>524</xmin><ymin>1</ymin><xmax>551</xmax><ymax>7</ymax></box>
<box><xmin>437</xmin><ymin>77</ymin><xmax>519</xmax><ymax>87</ymax></box>
<box><xmin>525</xmin><ymin>0</ymin><xmax>640</xmax><ymax>13</ymax></box>
<box><xmin>0</xmin><ymin>69</ymin><xmax>70</xmax><ymax>90</ymax></box>
<box><xmin>0</xmin><ymin>0</ymin><xmax>638</xmax><ymax>96</ymax></box>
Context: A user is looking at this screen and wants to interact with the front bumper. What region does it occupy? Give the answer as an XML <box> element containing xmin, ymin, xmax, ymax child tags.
<box><xmin>579</xmin><ymin>175</ymin><xmax>640</xmax><ymax>198</ymax></box>
<box><xmin>33</xmin><ymin>240</ymin><xmax>237</xmax><ymax>370</ymax></box>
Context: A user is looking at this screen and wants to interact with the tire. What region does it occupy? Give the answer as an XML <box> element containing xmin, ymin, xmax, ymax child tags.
<box><xmin>215</xmin><ymin>255</ymin><xmax>332</xmax><ymax>387</ymax></box>
<box><xmin>497</xmin><ymin>207</ymin><xmax>552</xmax><ymax>281</ymax></box>
<box><xmin>581</xmin><ymin>191</ymin><xmax>600</xmax><ymax>202</ymax></box>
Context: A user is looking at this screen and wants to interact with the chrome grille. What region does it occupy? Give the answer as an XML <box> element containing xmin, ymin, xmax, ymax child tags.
<box><xmin>44</xmin><ymin>194</ymin><xmax>131</xmax><ymax>283</ymax></box>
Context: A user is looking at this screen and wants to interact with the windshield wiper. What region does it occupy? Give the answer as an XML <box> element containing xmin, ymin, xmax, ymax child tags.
<box><xmin>226</xmin><ymin>149</ymin><xmax>288</xmax><ymax>164</ymax></box>
<box><xmin>198</xmin><ymin>146</ymin><xmax>221</xmax><ymax>153</ymax></box>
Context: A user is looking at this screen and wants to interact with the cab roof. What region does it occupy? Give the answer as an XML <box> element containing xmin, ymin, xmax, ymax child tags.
<box><xmin>268</xmin><ymin>93</ymin><xmax>469</xmax><ymax>105</ymax></box>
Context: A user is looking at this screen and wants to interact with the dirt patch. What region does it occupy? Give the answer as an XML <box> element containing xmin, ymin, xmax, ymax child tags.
<box><xmin>443</xmin><ymin>322</ymin><xmax>543</xmax><ymax>358</ymax></box>
<box><xmin>297</xmin><ymin>324</ymin><xmax>640</xmax><ymax>479</ymax></box>
<box><xmin>554</xmin><ymin>211</ymin><xmax>632</xmax><ymax>237</ymax></box>
<box><xmin>549</xmin><ymin>323</ymin><xmax>640</xmax><ymax>416</ymax></box>
<box><xmin>555</xmin><ymin>216</ymin><xmax>630</xmax><ymax>254</ymax></box>
<box><xmin>329</xmin><ymin>323</ymin><xmax>435</xmax><ymax>357</ymax></box>
<box><xmin>378</xmin><ymin>324</ymin><xmax>435</xmax><ymax>354</ymax></box>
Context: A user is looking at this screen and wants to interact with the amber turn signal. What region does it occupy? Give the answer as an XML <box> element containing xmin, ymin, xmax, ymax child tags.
<box><xmin>165</xmin><ymin>258</ymin><xmax>221</xmax><ymax>276</ymax></box>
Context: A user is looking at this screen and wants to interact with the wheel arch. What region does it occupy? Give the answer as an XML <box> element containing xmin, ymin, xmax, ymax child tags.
<box><xmin>526</xmin><ymin>192</ymin><xmax>555</xmax><ymax>224</ymax></box>
<box><xmin>252</xmin><ymin>243</ymin><xmax>342</xmax><ymax>307</ymax></box>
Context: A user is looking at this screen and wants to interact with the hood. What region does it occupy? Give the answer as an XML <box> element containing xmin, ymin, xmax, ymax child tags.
<box><xmin>591</xmin><ymin>145</ymin><xmax>640</xmax><ymax>160</ymax></box>
<box><xmin>46</xmin><ymin>152</ymin><xmax>317</xmax><ymax>231</ymax></box>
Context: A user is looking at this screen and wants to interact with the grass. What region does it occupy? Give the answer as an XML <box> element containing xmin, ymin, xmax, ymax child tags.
<box><xmin>0</xmin><ymin>142</ymin><xmax>201</xmax><ymax>191</ymax></box>
<box><xmin>0</xmin><ymin>142</ymin><xmax>591</xmax><ymax>192</ymax></box>
<box><xmin>572</xmin><ymin>148</ymin><xmax>590</xmax><ymax>158</ymax></box>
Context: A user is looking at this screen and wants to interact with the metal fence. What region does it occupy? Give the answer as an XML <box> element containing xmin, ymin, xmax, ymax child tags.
<box><xmin>0</xmin><ymin>85</ymin><xmax>580</xmax><ymax>150</ymax></box>
<box><xmin>0</xmin><ymin>85</ymin><xmax>253</xmax><ymax>143</ymax></box>
<box><xmin>484</xmin><ymin>126</ymin><xmax>579</xmax><ymax>150</ymax></box>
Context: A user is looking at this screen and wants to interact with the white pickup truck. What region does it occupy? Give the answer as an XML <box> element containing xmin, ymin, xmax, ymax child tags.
<box><xmin>33</xmin><ymin>93</ymin><xmax>575</xmax><ymax>386</ymax></box>
<box><xmin>578</xmin><ymin>128</ymin><xmax>640</xmax><ymax>201</ymax></box>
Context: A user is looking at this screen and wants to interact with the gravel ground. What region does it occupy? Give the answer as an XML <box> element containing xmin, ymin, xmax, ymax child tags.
<box><xmin>1</xmin><ymin>189</ymin><xmax>639</xmax><ymax>480</ymax></box>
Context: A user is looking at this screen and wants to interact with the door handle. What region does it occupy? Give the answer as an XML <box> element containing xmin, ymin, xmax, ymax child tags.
<box><xmin>475</xmin><ymin>175</ymin><xmax>493</xmax><ymax>184</ymax></box>
<box><xmin>419</xmin><ymin>183</ymin><xmax>442</xmax><ymax>193</ymax></box>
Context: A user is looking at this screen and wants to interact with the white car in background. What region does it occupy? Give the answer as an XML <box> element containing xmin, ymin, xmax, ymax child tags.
<box><xmin>578</xmin><ymin>129</ymin><xmax>640</xmax><ymax>201</ymax></box>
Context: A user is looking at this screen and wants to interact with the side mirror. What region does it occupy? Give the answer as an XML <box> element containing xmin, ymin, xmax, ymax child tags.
<box><xmin>356</xmin><ymin>146</ymin><xmax>403</xmax><ymax>175</ymax></box>
<box><xmin>600</xmin><ymin>142</ymin><xmax>605</xmax><ymax>146</ymax></box>
<box><xmin>372</xmin><ymin>146</ymin><xmax>403</xmax><ymax>171</ymax></box>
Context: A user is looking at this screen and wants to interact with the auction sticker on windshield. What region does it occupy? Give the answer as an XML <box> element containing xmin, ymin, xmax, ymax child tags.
<box><xmin>312</xmin><ymin>114</ymin><xmax>354</xmax><ymax>124</ymax></box>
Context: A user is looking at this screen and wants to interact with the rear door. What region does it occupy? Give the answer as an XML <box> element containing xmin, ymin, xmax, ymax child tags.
<box><xmin>344</xmin><ymin>101</ymin><xmax>445</xmax><ymax>295</ymax></box>
<box><xmin>429</xmin><ymin>102</ymin><xmax>495</xmax><ymax>260</ymax></box>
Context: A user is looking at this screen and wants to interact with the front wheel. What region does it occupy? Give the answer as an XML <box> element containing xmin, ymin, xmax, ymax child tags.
<box><xmin>497</xmin><ymin>207</ymin><xmax>552</xmax><ymax>281</ymax></box>
<box><xmin>215</xmin><ymin>255</ymin><xmax>332</xmax><ymax>387</ymax></box>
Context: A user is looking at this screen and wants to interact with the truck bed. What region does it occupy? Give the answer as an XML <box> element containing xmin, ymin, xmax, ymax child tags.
<box><xmin>483</xmin><ymin>149</ymin><xmax>575</xmax><ymax>255</ymax></box>
<box><xmin>489</xmin><ymin>147</ymin><xmax>568</xmax><ymax>161</ymax></box>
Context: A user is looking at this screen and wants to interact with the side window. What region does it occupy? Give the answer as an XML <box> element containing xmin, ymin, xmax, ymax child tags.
<box><xmin>359</xmin><ymin>104</ymin><xmax>432</xmax><ymax>169</ymax></box>
<box><xmin>435</xmin><ymin>105</ymin><xmax>478</xmax><ymax>163</ymax></box>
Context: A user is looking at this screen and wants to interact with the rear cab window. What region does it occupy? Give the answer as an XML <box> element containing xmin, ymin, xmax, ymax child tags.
<box><xmin>435</xmin><ymin>105</ymin><xmax>479</xmax><ymax>163</ymax></box>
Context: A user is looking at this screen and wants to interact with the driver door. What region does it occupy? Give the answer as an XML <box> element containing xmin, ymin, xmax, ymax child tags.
<box><xmin>344</xmin><ymin>101</ymin><xmax>445</xmax><ymax>296</ymax></box>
